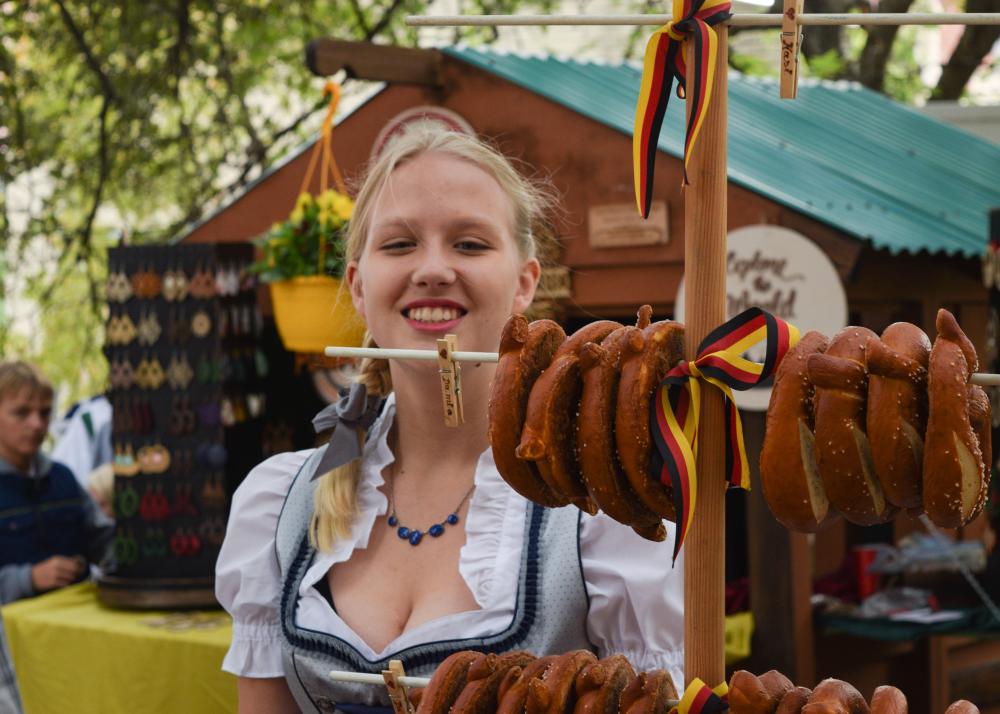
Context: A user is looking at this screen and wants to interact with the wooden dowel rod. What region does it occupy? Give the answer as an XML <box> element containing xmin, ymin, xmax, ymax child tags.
<box><xmin>329</xmin><ymin>670</ymin><xmax>430</xmax><ymax>688</ymax></box>
<box><xmin>324</xmin><ymin>346</ymin><xmax>499</xmax><ymax>362</ymax></box>
<box><xmin>682</xmin><ymin>28</ymin><xmax>729</xmax><ymax>688</ymax></box>
<box><xmin>406</xmin><ymin>12</ymin><xmax>1000</xmax><ymax>26</ymax></box>
<box><xmin>326</xmin><ymin>345</ymin><xmax>1000</xmax><ymax>387</ymax></box>
<box><xmin>328</xmin><ymin>667</ymin><xmax>683</xmax><ymax>705</ymax></box>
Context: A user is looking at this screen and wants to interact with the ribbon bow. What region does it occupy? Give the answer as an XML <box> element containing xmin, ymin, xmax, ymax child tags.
<box><xmin>632</xmin><ymin>0</ymin><xmax>732</xmax><ymax>217</ymax></box>
<box><xmin>678</xmin><ymin>678</ymin><xmax>730</xmax><ymax>714</ymax></box>
<box><xmin>651</xmin><ymin>308</ymin><xmax>799</xmax><ymax>561</ymax></box>
<box><xmin>311</xmin><ymin>382</ymin><xmax>382</xmax><ymax>479</ymax></box>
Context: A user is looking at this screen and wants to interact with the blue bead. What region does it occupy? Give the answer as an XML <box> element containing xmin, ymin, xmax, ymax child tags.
<box><xmin>446</xmin><ymin>514</ymin><xmax>459</xmax><ymax>525</ymax></box>
<box><xmin>429</xmin><ymin>524</ymin><xmax>445</xmax><ymax>537</ymax></box>
<box><xmin>397</xmin><ymin>527</ymin><xmax>410</xmax><ymax>539</ymax></box>
<box><xmin>388</xmin><ymin>515</ymin><xmax>398</xmax><ymax>527</ymax></box>
<box><xmin>408</xmin><ymin>530</ymin><xmax>423</xmax><ymax>545</ymax></box>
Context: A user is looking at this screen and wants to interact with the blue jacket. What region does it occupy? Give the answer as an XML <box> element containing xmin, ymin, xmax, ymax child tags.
<box><xmin>0</xmin><ymin>454</ymin><xmax>113</xmax><ymax>604</ymax></box>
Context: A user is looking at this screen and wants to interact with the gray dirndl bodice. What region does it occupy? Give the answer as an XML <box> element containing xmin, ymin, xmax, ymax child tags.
<box><xmin>274</xmin><ymin>446</ymin><xmax>594</xmax><ymax>714</ymax></box>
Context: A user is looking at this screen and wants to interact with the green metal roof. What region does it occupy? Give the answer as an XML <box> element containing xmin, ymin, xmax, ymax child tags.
<box><xmin>444</xmin><ymin>46</ymin><xmax>1000</xmax><ymax>258</ymax></box>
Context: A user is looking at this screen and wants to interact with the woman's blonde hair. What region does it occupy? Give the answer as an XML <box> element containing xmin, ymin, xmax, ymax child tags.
<box><xmin>309</xmin><ymin>122</ymin><xmax>554</xmax><ymax>552</ymax></box>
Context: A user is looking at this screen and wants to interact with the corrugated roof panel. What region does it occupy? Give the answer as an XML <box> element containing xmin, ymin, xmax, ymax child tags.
<box><xmin>445</xmin><ymin>46</ymin><xmax>1000</xmax><ymax>258</ymax></box>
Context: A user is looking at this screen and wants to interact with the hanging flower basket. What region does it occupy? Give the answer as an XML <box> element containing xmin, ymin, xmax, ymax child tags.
<box><xmin>269</xmin><ymin>275</ymin><xmax>365</xmax><ymax>354</ymax></box>
<box><xmin>248</xmin><ymin>82</ymin><xmax>366</xmax><ymax>353</ymax></box>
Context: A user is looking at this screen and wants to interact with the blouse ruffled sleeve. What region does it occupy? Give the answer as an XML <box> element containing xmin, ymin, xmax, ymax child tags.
<box><xmin>215</xmin><ymin>449</ymin><xmax>313</xmax><ymax>678</ymax></box>
<box><xmin>579</xmin><ymin>513</ymin><xmax>686</xmax><ymax>691</ymax></box>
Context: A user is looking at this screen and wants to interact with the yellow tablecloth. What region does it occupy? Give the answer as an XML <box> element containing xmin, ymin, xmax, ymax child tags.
<box><xmin>2</xmin><ymin>582</ymin><xmax>236</xmax><ymax>714</ymax></box>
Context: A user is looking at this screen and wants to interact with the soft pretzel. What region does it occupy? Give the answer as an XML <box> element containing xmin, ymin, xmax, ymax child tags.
<box><xmin>869</xmin><ymin>685</ymin><xmax>907</xmax><ymax>714</ymax></box>
<box><xmin>616</xmin><ymin>319</ymin><xmax>686</xmax><ymax>522</ymax></box>
<box><xmin>729</xmin><ymin>670</ymin><xmax>793</xmax><ymax>714</ymax></box>
<box><xmin>968</xmin><ymin>384</ymin><xmax>992</xmax><ymax>522</ymax></box>
<box><xmin>452</xmin><ymin>651</ymin><xmax>537</xmax><ymax>714</ymax></box>
<box><xmin>619</xmin><ymin>670</ymin><xmax>678</xmax><ymax>714</ymax></box>
<box><xmin>578</xmin><ymin>310</ymin><xmax>666</xmax><ymax>541</ymax></box>
<box><xmin>866</xmin><ymin>323</ymin><xmax>931</xmax><ymax>511</ymax></box>
<box><xmin>489</xmin><ymin>315</ymin><xmax>568</xmax><ymax>508</ymax></box>
<box><xmin>496</xmin><ymin>656</ymin><xmax>559</xmax><ymax>714</ymax></box>
<box><xmin>809</xmin><ymin>327</ymin><xmax>894</xmax><ymax>526</ymax></box>
<box><xmin>518</xmin><ymin>320</ymin><xmax>622</xmax><ymax>512</ymax></box>
<box><xmin>760</xmin><ymin>331</ymin><xmax>835</xmax><ymax>532</ymax></box>
<box><xmin>775</xmin><ymin>687</ymin><xmax>813</xmax><ymax>714</ymax></box>
<box><xmin>801</xmin><ymin>679</ymin><xmax>870</xmax><ymax>714</ymax></box>
<box><xmin>415</xmin><ymin>650</ymin><xmax>482</xmax><ymax>714</ymax></box>
<box><xmin>944</xmin><ymin>701</ymin><xmax>980</xmax><ymax>714</ymax></box>
<box><xmin>924</xmin><ymin>309</ymin><xmax>989</xmax><ymax>527</ymax></box>
<box><xmin>572</xmin><ymin>655</ymin><xmax>637</xmax><ymax>714</ymax></box>
<box><xmin>525</xmin><ymin>650</ymin><xmax>598</xmax><ymax>714</ymax></box>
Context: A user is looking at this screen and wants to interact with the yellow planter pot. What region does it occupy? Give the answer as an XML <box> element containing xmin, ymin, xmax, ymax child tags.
<box><xmin>269</xmin><ymin>276</ymin><xmax>366</xmax><ymax>353</ymax></box>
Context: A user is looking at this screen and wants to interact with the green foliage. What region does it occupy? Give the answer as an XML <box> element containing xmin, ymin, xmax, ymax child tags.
<box><xmin>882</xmin><ymin>26</ymin><xmax>927</xmax><ymax>104</ymax></box>
<box><xmin>803</xmin><ymin>48</ymin><xmax>847</xmax><ymax>80</ymax></box>
<box><xmin>729</xmin><ymin>50</ymin><xmax>773</xmax><ymax>78</ymax></box>
<box><xmin>249</xmin><ymin>190</ymin><xmax>352</xmax><ymax>282</ymax></box>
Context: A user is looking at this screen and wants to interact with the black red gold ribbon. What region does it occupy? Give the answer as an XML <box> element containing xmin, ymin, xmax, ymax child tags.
<box><xmin>632</xmin><ymin>0</ymin><xmax>732</xmax><ymax>217</ymax></box>
<box><xmin>679</xmin><ymin>679</ymin><xmax>730</xmax><ymax>714</ymax></box>
<box><xmin>651</xmin><ymin>308</ymin><xmax>800</xmax><ymax>562</ymax></box>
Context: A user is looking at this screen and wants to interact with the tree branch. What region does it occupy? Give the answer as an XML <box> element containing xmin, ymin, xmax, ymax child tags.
<box><xmin>855</xmin><ymin>0</ymin><xmax>915</xmax><ymax>90</ymax></box>
<box><xmin>932</xmin><ymin>0</ymin><xmax>1000</xmax><ymax>100</ymax></box>
<box><xmin>54</xmin><ymin>0</ymin><xmax>118</xmax><ymax>104</ymax></box>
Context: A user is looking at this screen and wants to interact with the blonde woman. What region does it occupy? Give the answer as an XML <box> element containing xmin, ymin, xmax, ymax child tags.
<box><xmin>216</xmin><ymin>124</ymin><xmax>684</xmax><ymax>714</ymax></box>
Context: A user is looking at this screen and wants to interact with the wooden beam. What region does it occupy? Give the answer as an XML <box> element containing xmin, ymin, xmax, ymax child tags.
<box><xmin>683</xmin><ymin>27</ymin><xmax>729</xmax><ymax>687</ymax></box>
<box><xmin>306</xmin><ymin>39</ymin><xmax>443</xmax><ymax>85</ymax></box>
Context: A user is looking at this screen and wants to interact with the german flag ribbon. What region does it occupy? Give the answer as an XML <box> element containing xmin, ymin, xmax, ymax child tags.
<box><xmin>632</xmin><ymin>0</ymin><xmax>732</xmax><ymax>217</ymax></box>
<box><xmin>678</xmin><ymin>678</ymin><xmax>730</xmax><ymax>714</ymax></box>
<box><xmin>650</xmin><ymin>308</ymin><xmax>800</xmax><ymax>562</ymax></box>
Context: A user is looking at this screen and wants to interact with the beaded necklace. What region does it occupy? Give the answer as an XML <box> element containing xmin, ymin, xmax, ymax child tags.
<box><xmin>386</xmin><ymin>473</ymin><xmax>475</xmax><ymax>546</ymax></box>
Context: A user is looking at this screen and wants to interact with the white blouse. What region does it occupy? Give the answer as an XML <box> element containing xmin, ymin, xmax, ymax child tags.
<box><xmin>215</xmin><ymin>394</ymin><xmax>685</xmax><ymax>688</ymax></box>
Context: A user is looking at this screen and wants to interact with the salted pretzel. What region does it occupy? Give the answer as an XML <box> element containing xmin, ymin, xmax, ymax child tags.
<box><xmin>615</xmin><ymin>319</ymin><xmax>686</xmax><ymax>522</ymax></box>
<box><xmin>573</xmin><ymin>655</ymin><xmax>637</xmax><ymax>714</ymax></box>
<box><xmin>496</xmin><ymin>656</ymin><xmax>558</xmax><ymax>714</ymax></box>
<box><xmin>800</xmin><ymin>679</ymin><xmax>869</xmax><ymax>714</ymax></box>
<box><xmin>577</xmin><ymin>307</ymin><xmax>667</xmax><ymax>541</ymax></box>
<box><xmin>489</xmin><ymin>315</ymin><xmax>568</xmax><ymax>508</ymax></box>
<box><xmin>924</xmin><ymin>309</ymin><xmax>990</xmax><ymax>528</ymax></box>
<box><xmin>525</xmin><ymin>650</ymin><xmax>598</xmax><ymax>714</ymax></box>
<box><xmin>517</xmin><ymin>320</ymin><xmax>622</xmax><ymax>512</ymax></box>
<box><xmin>619</xmin><ymin>670</ymin><xmax>678</xmax><ymax>714</ymax></box>
<box><xmin>808</xmin><ymin>327</ymin><xmax>894</xmax><ymax>526</ymax></box>
<box><xmin>729</xmin><ymin>670</ymin><xmax>793</xmax><ymax>714</ymax></box>
<box><xmin>451</xmin><ymin>651</ymin><xmax>537</xmax><ymax>714</ymax></box>
<box><xmin>775</xmin><ymin>687</ymin><xmax>814</xmax><ymax>714</ymax></box>
<box><xmin>760</xmin><ymin>331</ymin><xmax>835</xmax><ymax>533</ymax></box>
<box><xmin>865</xmin><ymin>323</ymin><xmax>931</xmax><ymax>511</ymax></box>
<box><xmin>869</xmin><ymin>686</ymin><xmax>907</xmax><ymax>714</ymax></box>
<box><xmin>414</xmin><ymin>650</ymin><xmax>481</xmax><ymax>714</ymax></box>
<box><xmin>944</xmin><ymin>702</ymin><xmax>980</xmax><ymax>714</ymax></box>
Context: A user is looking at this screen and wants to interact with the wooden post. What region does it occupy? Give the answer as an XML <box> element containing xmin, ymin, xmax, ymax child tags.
<box><xmin>683</xmin><ymin>27</ymin><xmax>729</xmax><ymax>687</ymax></box>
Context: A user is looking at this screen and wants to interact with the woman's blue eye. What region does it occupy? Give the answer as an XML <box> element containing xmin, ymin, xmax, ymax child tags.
<box><xmin>456</xmin><ymin>240</ymin><xmax>489</xmax><ymax>251</ymax></box>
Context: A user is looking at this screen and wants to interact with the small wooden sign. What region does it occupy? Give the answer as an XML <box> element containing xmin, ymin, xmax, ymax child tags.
<box><xmin>588</xmin><ymin>201</ymin><xmax>669</xmax><ymax>248</ymax></box>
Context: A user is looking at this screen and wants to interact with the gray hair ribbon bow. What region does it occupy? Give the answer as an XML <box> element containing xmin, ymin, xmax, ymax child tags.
<box><xmin>311</xmin><ymin>382</ymin><xmax>382</xmax><ymax>479</ymax></box>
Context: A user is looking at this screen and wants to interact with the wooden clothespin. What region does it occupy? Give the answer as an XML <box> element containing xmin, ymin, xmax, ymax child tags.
<box><xmin>780</xmin><ymin>0</ymin><xmax>804</xmax><ymax>99</ymax></box>
<box><xmin>437</xmin><ymin>334</ymin><xmax>465</xmax><ymax>427</ymax></box>
<box><xmin>382</xmin><ymin>659</ymin><xmax>415</xmax><ymax>714</ymax></box>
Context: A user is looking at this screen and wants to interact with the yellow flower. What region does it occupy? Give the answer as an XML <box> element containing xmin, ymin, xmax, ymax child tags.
<box><xmin>332</xmin><ymin>194</ymin><xmax>353</xmax><ymax>221</ymax></box>
<box><xmin>270</xmin><ymin>222</ymin><xmax>282</xmax><ymax>233</ymax></box>
<box><xmin>289</xmin><ymin>208</ymin><xmax>304</xmax><ymax>224</ymax></box>
<box><xmin>318</xmin><ymin>208</ymin><xmax>331</xmax><ymax>227</ymax></box>
<box><xmin>295</xmin><ymin>192</ymin><xmax>313</xmax><ymax>210</ymax></box>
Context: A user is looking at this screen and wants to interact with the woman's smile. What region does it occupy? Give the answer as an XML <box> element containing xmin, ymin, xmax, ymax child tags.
<box><xmin>402</xmin><ymin>299</ymin><xmax>468</xmax><ymax>333</ymax></box>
